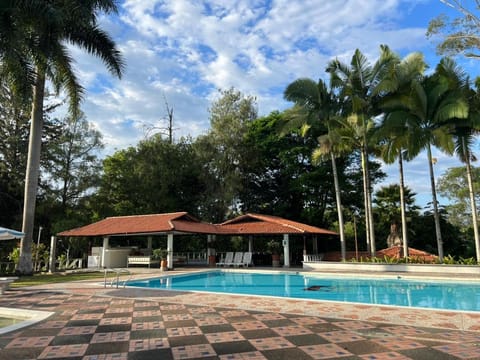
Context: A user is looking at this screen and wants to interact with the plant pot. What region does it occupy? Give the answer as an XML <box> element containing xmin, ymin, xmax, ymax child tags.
<box><xmin>208</xmin><ymin>255</ymin><xmax>216</xmax><ymax>267</ymax></box>
<box><xmin>272</xmin><ymin>254</ymin><xmax>280</xmax><ymax>267</ymax></box>
<box><xmin>160</xmin><ymin>259</ymin><xmax>168</xmax><ymax>271</ymax></box>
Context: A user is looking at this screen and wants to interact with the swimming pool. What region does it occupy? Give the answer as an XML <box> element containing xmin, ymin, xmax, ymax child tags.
<box><xmin>125</xmin><ymin>270</ymin><xmax>480</xmax><ymax>312</ymax></box>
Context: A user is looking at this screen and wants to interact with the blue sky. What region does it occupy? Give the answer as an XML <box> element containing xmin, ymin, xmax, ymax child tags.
<box><xmin>65</xmin><ymin>0</ymin><xmax>476</xmax><ymax>208</ymax></box>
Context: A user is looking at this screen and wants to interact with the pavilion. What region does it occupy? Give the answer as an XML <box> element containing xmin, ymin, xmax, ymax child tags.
<box><xmin>57</xmin><ymin>212</ymin><xmax>337</xmax><ymax>270</ymax></box>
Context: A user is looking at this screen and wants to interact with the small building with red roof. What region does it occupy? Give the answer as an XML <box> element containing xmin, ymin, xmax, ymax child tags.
<box><xmin>57</xmin><ymin>212</ymin><xmax>337</xmax><ymax>269</ymax></box>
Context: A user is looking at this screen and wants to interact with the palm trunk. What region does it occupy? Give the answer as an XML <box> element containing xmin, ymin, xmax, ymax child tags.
<box><xmin>331</xmin><ymin>153</ymin><xmax>346</xmax><ymax>260</ymax></box>
<box><xmin>427</xmin><ymin>144</ymin><xmax>443</xmax><ymax>262</ymax></box>
<box><xmin>398</xmin><ymin>151</ymin><xmax>409</xmax><ymax>260</ymax></box>
<box><xmin>463</xmin><ymin>141</ymin><xmax>480</xmax><ymax>262</ymax></box>
<box><xmin>361</xmin><ymin>149</ymin><xmax>371</xmax><ymax>253</ymax></box>
<box><xmin>361</xmin><ymin>147</ymin><xmax>375</xmax><ymax>256</ymax></box>
<box><xmin>18</xmin><ymin>69</ymin><xmax>45</xmax><ymax>275</ymax></box>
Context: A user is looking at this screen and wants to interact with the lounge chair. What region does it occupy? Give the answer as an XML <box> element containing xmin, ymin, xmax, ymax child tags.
<box><xmin>216</xmin><ymin>252</ymin><xmax>233</xmax><ymax>267</ymax></box>
<box><xmin>231</xmin><ymin>252</ymin><xmax>244</xmax><ymax>267</ymax></box>
<box><xmin>241</xmin><ymin>252</ymin><xmax>252</xmax><ymax>267</ymax></box>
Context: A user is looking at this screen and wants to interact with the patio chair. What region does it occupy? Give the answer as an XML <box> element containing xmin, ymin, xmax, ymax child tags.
<box><xmin>232</xmin><ymin>252</ymin><xmax>245</xmax><ymax>267</ymax></box>
<box><xmin>241</xmin><ymin>252</ymin><xmax>252</xmax><ymax>267</ymax></box>
<box><xmin>216</xmin><ymin>252</ymin><xmax>233</xmax><ymax>267</ymax></box>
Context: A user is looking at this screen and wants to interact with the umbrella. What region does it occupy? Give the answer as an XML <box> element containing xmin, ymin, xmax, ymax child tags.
<box><xmin>0</xmin><ymin>227</ymin><xmax>25</xmax><ymax>240</ymax></box>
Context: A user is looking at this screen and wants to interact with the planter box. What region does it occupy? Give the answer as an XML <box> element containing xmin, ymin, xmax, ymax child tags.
<box><xmin>302</xmin><ymin>261</ymin><xmax>480</xmax><ymax>275</ymax></box>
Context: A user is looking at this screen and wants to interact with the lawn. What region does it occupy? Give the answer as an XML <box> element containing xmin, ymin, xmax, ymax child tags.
<box><xmin>10</xmin><ymin>271</ymin><xmax>108</xmax><ymax>288</ymax></box>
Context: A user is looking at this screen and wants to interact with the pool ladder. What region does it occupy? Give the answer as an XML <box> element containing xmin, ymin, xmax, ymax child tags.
<box><xmin>103</xmin><ymin>268</ymin><xmax>132</xmax><ymax>288</ymax></box>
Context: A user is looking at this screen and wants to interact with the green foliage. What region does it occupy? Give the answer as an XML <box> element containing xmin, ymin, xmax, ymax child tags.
<box><xmin>7</xmin><ymin>247</ymin><xmax>20</xmax><ymax>265</ymax></box>
<box><xmin>152</xmin><ymin>248</ymin><xmax>168</xmax><ymax>260</ymax></box>
<box><xmin>266</xmin><ymin>240</ymin><xmax>282</xmax><ymax>255</ymax></box>
<box><xmin>94</xmin><ymin>136</ymin><xmax>205</xmax><ymax>218</ymax></box>
<box><xmin>427</xmin><ymin>3</ymin><xmax>480</xmax><ymax>59</ymax></box>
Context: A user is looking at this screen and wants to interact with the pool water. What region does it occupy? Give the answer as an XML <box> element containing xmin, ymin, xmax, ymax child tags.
<box><xmin>126</xmin><ymin>270</ymin><xmax>480</xmax><ymax>312</ymax></box>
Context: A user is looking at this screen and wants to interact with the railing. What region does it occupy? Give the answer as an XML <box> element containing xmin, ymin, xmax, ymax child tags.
<box><xmin>173</xmin><ymin>252</ymin><xmax>207</xmax><ymax>265</ymax></box>
<box><xmin>103</xmin><ymin>268</ymin><xmax>132</xmax><ymax>288</ymax></box>
<box><xmin>303</xmin><ymin>254</ymin><xmax>324</xmax><ymax>262</ymax></box>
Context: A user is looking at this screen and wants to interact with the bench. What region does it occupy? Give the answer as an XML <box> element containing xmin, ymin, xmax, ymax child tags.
<box><xmin>0</xmin><ymin>277</ymin><xmax>18</xmax><ymax>294</ymax></box>
<box><xmin>127</xmin><ymin>256</ymin><xmax>159</xmax><ymax>268</ymax></box>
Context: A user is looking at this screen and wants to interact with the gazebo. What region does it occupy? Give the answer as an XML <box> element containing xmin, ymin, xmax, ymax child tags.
<box><xmin>57</xmin><ymin>212</ymin><xmax>337</xmax><ymax>270</ymax></box>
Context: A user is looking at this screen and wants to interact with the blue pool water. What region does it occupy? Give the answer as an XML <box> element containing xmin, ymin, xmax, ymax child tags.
<box><xmin>126</xmin><ymin>271</ymin><xmax>480</xmax><ymax>312</ymax></box>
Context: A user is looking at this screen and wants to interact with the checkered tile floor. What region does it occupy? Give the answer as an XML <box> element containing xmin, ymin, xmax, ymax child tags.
<box><xmin>0</xmin><ymin>289</ymin><xmax>479</xmax><ymax>359</ymax></box>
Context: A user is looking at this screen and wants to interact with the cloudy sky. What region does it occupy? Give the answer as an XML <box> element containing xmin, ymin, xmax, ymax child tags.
<box><xmin>66</xmin><ymin>0</ymin><xmax>476</xmax><ymax>207</ymax></box>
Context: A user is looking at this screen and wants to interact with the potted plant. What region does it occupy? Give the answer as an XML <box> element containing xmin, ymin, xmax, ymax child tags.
<box><xmin>152</xmin><ymin>248</ymin><xmax>168</xmax><ymax>271</ymax></box>
<box><xmin>267</xmin><ymin>240</ymin><xmax>282</xmax><ymax>267</ymax></box>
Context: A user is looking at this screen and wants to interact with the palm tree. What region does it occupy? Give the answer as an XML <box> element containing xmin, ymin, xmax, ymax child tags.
<box><xmin>1</xmin><ymin>1</ymin><xmax>124</xmax><ymax>274</ymax></box>
<box><xmin>326</xmin><ymin>45</ymin><xmax>399</xmax><ymax>256</ymax></box>
<box><xmin>284</xmin><ymin>78</ymin><xmax>348</xmax><ymax>260</ymax></box>
<box><xmin>450</xmin><ymin>77</ymin><xmax>480</xmax><ymax>262</ymax></box>
<box><xmin>374</xmin><ymin>52</ymin><xmax>427</xmax><ymax>258</ymax></box>
<box><xmin>378</xmin><ymin>58</ymin><xmax>469</xmax><ymax>262</ymax></box>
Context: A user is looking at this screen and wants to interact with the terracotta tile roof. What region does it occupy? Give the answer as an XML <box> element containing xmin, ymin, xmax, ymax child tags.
<box><xmin>57</xmin><ymin>212</ymin><xmax>214</xmax><ymax>237</ymax></box>
<box><xmin>218</xmin><ymin>213</ymin><xmax>338</xmax><ymax>235</ymax></box>
<box><xmin>376</xmin><ymin>246</ymin><xmax>437</xmax><ymax>262</ymax></box>
<box><xmin>57</xmin><ymin>212</ymin><xmax>338</xmax><ymax>237</ymax></box>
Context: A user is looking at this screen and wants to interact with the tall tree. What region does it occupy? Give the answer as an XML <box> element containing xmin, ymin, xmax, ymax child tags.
<box><xmin>326</xmin><ymin>45</ymin><xmax>398</xmax><ymax>256</ymax></box>
<box><xmin>195</xmin><ymin>88</ymin><xmax>257</xmax><ymax>222</ymax></box>
<box><xmin>378</xmin><ymin>58</ymin><xmax>469</xmax><ymax>261</ymax></box>
<box><xmin>427</xmin><ymin>0</ymin><xmax>480</xmax><ymax>59</ymax></box>
<box><xmin>1</xmin><ymin>1</ymin><xmax>124</xmax><ymax>274</ymax></box>
<box><xmin>449</xmin><ymin>76</ymin><xmax>480</xmax><ymax>261</ymax></box>
<box><xmin>374</xmin><ymin>51</ymin><xmax>427</xmax><ymax>258</ymax></box>
<box><xmin>42</xmin><ymin>111</ymin><xmax>103</xmax><ymax>213</ymax></box>
<box><xmin>284</xmin><ymin>78</ymin><xmax>348</xmax><ymax>260</ymax></box>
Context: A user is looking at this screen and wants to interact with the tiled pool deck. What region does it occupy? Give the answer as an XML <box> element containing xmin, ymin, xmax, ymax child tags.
<box><xmin>0</xmin><ymin>267</ymin><xmax>479</xmax><ymax>359</ymax></box>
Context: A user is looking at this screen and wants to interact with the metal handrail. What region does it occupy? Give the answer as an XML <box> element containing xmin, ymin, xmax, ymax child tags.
<box><xmin>103</xmin><ymin>268</ymin><xmax>131</xmax><ymax>288</ymax></box>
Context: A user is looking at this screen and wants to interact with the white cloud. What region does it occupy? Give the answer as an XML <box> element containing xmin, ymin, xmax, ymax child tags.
<box><xmin>52</xmin><ymin>0</ymin><xmax>469</xmax><ymax>207</ymax></box>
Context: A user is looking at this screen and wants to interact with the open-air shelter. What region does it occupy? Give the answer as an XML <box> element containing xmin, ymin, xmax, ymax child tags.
<box><xmin>57</xmin><ymin>212</ymin><xmax>337</xmax><ymax>270</ymax></box>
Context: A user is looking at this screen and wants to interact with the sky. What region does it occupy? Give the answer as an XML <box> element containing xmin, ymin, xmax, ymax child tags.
<box><xmin>64</xmin><ymin>0</ymin><xmax>478</xmax><ymax>208</ymax></box>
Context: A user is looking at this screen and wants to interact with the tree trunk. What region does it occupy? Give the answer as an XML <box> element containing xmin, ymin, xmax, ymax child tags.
<box><xmin>398</xmin><ymin>151</ymin><xmax>409</xmax><ymax>259</ymax></box>
<box><xmin>464</xmin><ymin>143</ymin><xmax>480</xmax><ymax>262</ymax></box>
<box><xmin>361</xmin><ymin>149</ymin><xmax>371</xmax><ymax>253</ymax></box>
<box><xmin>18</xmin><ymin>69</ymin><xmax>45</xmax><ymax>275</ymax></box>
<box><xmin>427</xmin><ymin>144</ymin><xmax>443</xmax><ymax>262</ymax></box>
<box><xmin>361</xmin><ymin>145</ymin><xmax>375</xmax><ymax>256</ymax></box>
<box><xmin>331</xmin><ymin>153</ymin><xmax>346</xmax><ymax>261</ymax></box>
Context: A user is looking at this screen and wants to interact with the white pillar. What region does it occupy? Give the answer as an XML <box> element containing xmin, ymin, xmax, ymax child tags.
<box><xmin>167</xmin><ymin>233</ymin><xmax>174</xmax><ymax>270</ymax></box>
<box><xmin>283</xmin><ymin>234</ymin><xmax>290</xmax><ymax>267</ymax></box>
<box><xmin>248</xmin><ymin>235</ymin><xmax>253</xmax><ymax>253</ymax></box>
<box><xmin>102</xmin><ymin>237</ymin><xmax>109</xmax><ymax>268</ymax></box>
<box><xmin>49</xmin><ymin>236</ymin><xmax>57</xmax><ymax>273</ymax></box>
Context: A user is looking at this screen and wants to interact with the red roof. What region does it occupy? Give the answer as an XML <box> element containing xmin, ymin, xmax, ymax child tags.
<box><xmin>57</xmin><ymin>212</ymin><xmax>218</xmax><ymax>237</ymax></box>
<box><xmin>57</xmin><ymin>212</ymin><xmax>337</xmax><ymax>238</ymax></box>
<box><xmin>218</xmin><ymin>213</ymin><xmax>338</xmax><ymax>235</ymax></box>
<box><xmin>376</xmin><ymin>246</ymin><xmax>437</xmax><ymax>262</ymax></box>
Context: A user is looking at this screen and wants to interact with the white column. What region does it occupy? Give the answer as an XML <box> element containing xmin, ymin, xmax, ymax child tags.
<box><xmin>248</xmin><ymin>235</ymin><xmax>253</xmax><ymax>253</ymax></box>
<box><xmin>167</xmin><ymin>233</ymin><xmax>174</xmax><ymax>270</ymax></box>
<box><xmin>283</xmin><ymin>234</ymin><xmax>290</xmax><ymax>267</ymax></box>
<box><xmin>102</xmin><ymin>237</ymin><xmax>109</xmax><ymax>268</ymax></box>
<box><xmin>49</xmin><ymin>236</ymin><xmax>57</xmax><ymax>273</ymax></box>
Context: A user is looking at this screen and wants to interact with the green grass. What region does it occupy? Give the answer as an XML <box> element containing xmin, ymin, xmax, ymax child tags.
<box><xmin>9</xmin><ymin>271</ymin><xmax>107</xmax><ymax>288</ymax></box>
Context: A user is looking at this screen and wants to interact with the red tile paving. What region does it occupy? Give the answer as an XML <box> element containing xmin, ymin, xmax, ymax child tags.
<box><xmin>0</xmin><ymin>270</ymin><xmax>480</xmax><ymax>359</ymax></box>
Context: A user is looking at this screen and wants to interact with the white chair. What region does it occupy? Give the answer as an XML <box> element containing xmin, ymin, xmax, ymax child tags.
<box><xmin>241</xmin><ymin>252</ymin><xmax>252</xmax><ymax>267</ymax></box>
<box><xmin>231</xmin><ymin>252</ymin><xmax>244</xmax><ymax>267</ymax></box>
<box><xmin>216</xmin><ymin>252</ymin><xmax>233</xmax><ymax>267</ymax></box>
